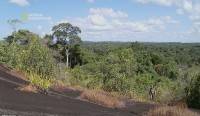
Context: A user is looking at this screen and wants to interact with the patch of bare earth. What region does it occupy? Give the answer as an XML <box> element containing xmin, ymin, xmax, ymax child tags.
<box><xmin>0</xmin><ymin>64</ymin><xmax>27</xmax><ymax>81</ymax></box>
<box><xmin>16</xmin><ymin>84</ymin><xmax>38</xmax><ymax>93</ymax></box>
<box><xmin>80</xmin><ymin>90</ymin><xmax>125</xmax><ymax>108</ymax></box>
<box><xmin>10</xmin><ymin>69</ymin><xmax>27</xmax><ymax>81</ymax></box>
<box><xmin>0</xmin><ymin>64</ymin><xmax>11</xmax><ymax>71</ymax></box>
<box><xmin>144</xmin><ymin>106</ymin><xmax>199</xmax><ymax>116</ymax></box>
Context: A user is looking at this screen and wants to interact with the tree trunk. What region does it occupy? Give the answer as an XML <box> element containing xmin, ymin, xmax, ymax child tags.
<box><xmin>66</xmin><ymin>49</ymin><xmax>69</xmax><ymax>68</ymax></box>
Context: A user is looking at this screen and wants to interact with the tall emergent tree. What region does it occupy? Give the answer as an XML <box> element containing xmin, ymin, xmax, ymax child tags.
<box><xmin>52</xmin><ymin>23</ymin><xmax>82</xmax><ymax>68</ymax></box>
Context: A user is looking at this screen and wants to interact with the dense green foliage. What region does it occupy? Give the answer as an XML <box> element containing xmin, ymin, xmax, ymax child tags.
<box><xmin>70</xmin><ymin>42</ymin><xmax>200</xmax><ymax>105</ymax></box>
<box><xmin>186</xmin><ymin>74</ymin><xmax>200</xmax><ymax>108</ymax></box>
<box><xmin>0</xmin><ymin>30</ymin><xmax>56</xmax><ymax>79</ymax></box>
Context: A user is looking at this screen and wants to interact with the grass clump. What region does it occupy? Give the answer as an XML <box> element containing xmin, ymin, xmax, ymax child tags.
<box><xmin>27</xmin><ymin>72</ymin><xmax>53</xmax><ymax>90</ymax></box>
<box><xmin>80</xmin><ymin>89</ymin><xmax>125</xmax><ymax>108</ymax></box>
<box><xmin>145</xmin><ymin>106</ymin><xmax>199</xmax><ymax>116</ymax></box>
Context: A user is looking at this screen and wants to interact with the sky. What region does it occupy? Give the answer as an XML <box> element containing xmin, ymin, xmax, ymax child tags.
<box><xmin>0</xmin><ymin>0</ymin><xmax>200</xmax><ymax>42</ymax></box>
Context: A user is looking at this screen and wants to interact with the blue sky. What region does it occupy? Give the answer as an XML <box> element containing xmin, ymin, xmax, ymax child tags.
<box><xmin>0</xmin><ymin>0</ymin><xmax>200</xmax><ymax>42</ymax></box>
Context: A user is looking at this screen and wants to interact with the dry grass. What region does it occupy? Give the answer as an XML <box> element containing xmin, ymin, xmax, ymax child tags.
<box><xmin>168</xmin><ymin>99</ymin><xmax>188</xmax><ymax>109</ymax></box>
<box><xmin>51</xmin><ymin>81</ymin><xmax>125</xmax><ymax>108</ymax></box>
<box><xmin>52</xmin><ymin>81</ymin><xmax>155</xmax><ymax>109</ymax></box>
<box><xmin>145</xmin><ymin>106</ymin><xmax>199</xmax><ymax>116</ymax></box>
<box><xmin>80</xmin><ymin>89</ymin><xmax>125</xmax><ymax>108</ymax></box>
<box><xmin>51</xmin><ymin>80</ymin><xmax>83</xmax><ymax>92</ymax></box>
<box><xmin>16</xmin><ymin>84</ymin><xmax>38</xmax><ymax>93</ymax></box>
<box><xmin>52</xmin><ymin>81</ymin><xmax>125</xmax><ymax>108</ymax></box>
<box><xmin>52</xmin><ymin>80</ymin><xmax>66</xmax><ymax>89</ymax></box>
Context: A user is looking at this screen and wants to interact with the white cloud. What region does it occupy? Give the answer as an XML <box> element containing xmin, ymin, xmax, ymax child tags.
<box><xmin>135</xmin><ymin>0</ymin><xmax>199</xmax><ymax>18</ymax></box>
<box><xmin>88</xmin><ymin>14</ymin><xmax>107</xmax><ymax>26</ymax></box>
<box><xmin>26</xmin><ymin>13</ymin><xmax>52</xmax><ymax>21</ymax></box>
<box><xmin>9</xmin><ymin>0</ymin><xmax>29</xmax><ymax>6</ymax></box>
<box><xmin>58</xmin><ymin>8</ymin><xmax>178</xmax><ymax>41</ymax></box>
<box><xmin>184</xmin><ymin>1</ymin><xmax>193</xmax><ymax>11</ymax></box>
<box><xmin>135</xmin><ymin>0</ymin><xmax>200</xmax><ymax>35</ymax></box>
<box><xmin>89</xmin><ymin>8</ymin><xmax>128</xmax><ymax>18</ymax></box>
<box><xmin>136</xmin><ymin>0</ymin><xmax>175</xmax><ymax>6</ymax></box>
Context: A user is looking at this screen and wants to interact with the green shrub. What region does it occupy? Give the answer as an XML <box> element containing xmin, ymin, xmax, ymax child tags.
<box><xmin>0</xmin><ymin>30</ymin><xmax>57</xmax><ymax>89</ymax></box>
<box><xmin>28</xmin><ymin>72</ymin><xmax>53</xmax><ymax>89</ymax></box>
<box><xmin>3</xmin><ymin>31</ymin><xmax>56</xmax><ymax>77</ymax></box>
<box><xmin>186</xmin><ymin>74</ymin><xmax>200</xmax><ymax>109</ymax></box>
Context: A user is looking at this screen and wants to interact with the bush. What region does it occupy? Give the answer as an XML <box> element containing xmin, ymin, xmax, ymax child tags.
<box><xmin>27</xmin><ymin>72</ymin><xmax>53</xmax><ymax>89</ymax></box>
<box><xmin>2</xmin><ymin>31</ymin><xmax>56</xmax><ymax>77</ymax></box>
<box><xmin>186</xmin><ymin>74</ymin><xmax>200</xmax><ymax>109</ymax></box>
<box><xmin>0</xmin><ymin>30</ymin><xmax>56</xmax><ymax>89</ymax></box>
